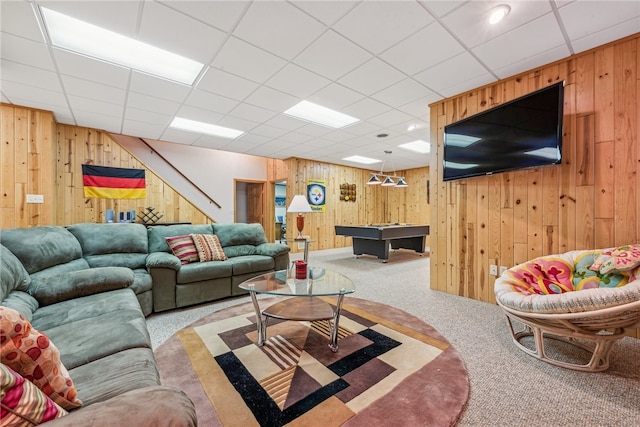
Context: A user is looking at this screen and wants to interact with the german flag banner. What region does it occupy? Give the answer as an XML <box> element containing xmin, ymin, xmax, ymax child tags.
<box><xmin>82</xmin><ymin>165</ymin><xmax>146</xmax><ymax>199</ymax></box>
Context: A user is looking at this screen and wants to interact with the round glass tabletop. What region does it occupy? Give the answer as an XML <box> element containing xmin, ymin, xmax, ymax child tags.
<box><xmin>238</xmin><ymin>267</ymin><xmax>355</xmax><ymax>297</ymax></box>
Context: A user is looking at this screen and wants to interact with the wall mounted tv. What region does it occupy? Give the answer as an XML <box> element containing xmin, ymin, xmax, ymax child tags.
<box><xmin>443</xmin><ymin>81</ymin><xmax>565</xmax><ymax>181</ymax></box>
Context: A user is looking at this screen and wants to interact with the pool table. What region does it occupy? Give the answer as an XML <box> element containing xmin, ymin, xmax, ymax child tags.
<box><xmin>334</xmin><ymin>224</ymin><xmax>429</xmax><ymax>261</ymax></box>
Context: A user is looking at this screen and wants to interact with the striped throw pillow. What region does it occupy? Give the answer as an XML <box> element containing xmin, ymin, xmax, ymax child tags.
<box><xmin>165</xmin><ymin>235</ymin><xmax>199</xmax><ymax>264</ymax></box>
<box><xmin>191</xmin><ymin>234</ymin><xmax>227</xmax><ymax>262</ymax></box>
<box><xmin>1</xmin><ymin>363</ymin><xmax>68</xmax><ymax>425</ymax></box>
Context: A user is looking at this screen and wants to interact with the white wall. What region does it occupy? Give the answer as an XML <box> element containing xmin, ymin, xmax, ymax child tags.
<box><xmin>115</xmin><ymin>135</ymin><xmax>266</xmax><ymax>223</ymax></box>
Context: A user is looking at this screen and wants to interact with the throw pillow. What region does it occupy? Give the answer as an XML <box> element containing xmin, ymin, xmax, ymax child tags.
<box><xmin>590</xmin><ymin>244</ymin><xmax>640</xmax><ymax>275</ymax></box>
<box><xmin>165</xmin><ymin>235</ymin><xmax>199</xmax><ymax>264</ymax></box>
<box><xmin>1</xmin><ymin>363</ymin><xmax>68</xmax><ymax>425</ymax></box>
<box><xmin>191</xmin><ymin>234</ymin><xmax>227</xmax><ymax>262</ymax></box>
<box><xmin>505</xmin><ymin>257</ymin><xmax>574</xmax><ymax>295</ymax></box>
<box><xmin>0</xmin><ymin>307</ymin><xmax>82</xmax><ymax>411</ymax></box>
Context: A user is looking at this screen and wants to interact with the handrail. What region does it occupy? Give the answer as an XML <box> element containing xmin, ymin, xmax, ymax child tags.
<box><xmin>138</xmin><ymin>138</ymin><xmax>222</xmax><ymax>209</ymax></box>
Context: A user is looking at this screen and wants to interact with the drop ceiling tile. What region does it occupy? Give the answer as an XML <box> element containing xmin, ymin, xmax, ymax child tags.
<box><xmin>341</xmin><ymin>97</ymin><xmax>390</xmax><ymax>120</ymax></box>
<box><xmin>492</xmin><ymin>45</ymin><xmax>571</xmax><ymax>81</ymax></box>
<box><xmin>71</xmin><ymin>111</ymin><xmax>122</xmax><ymax>132</ymax></box>
<box><xmin>372</xmin><ymin>78</ymin><xmax>437</xmax><ymax>108</ymax></box>
<box><xmin>212</xmin><ymin>37</ymin><xmax>287</xmax><ymax>84</ymax></box>
<box><xmin>229</xmin><ymin>103</ymin><xmax>278</xmax><ymax>124</ymax></box>
<box><xmin>291</xmin><ymin>1</ymin><xmax>358</xmax><ymax>26</ymax></box>
<box><xmin>234</xmin><ymin>132</ymin><xmax>272</xmax><ymax>145</ymax></box>
<box><xmin>413</xmin><ymin>52</ymin><xmax>488</xmax><ymax>94</ymax></box>
<box><xmin>441</xmin><ymin>1</ymin><xmax>553</xmax><ymax>49</ymax></box>
<box><xmin>1</xmin><ymin>1</ymin><xmax>43</xmax><ymax>42</ymax></box>
<box><xmin>175</xmin><ymin>105</ymin><xmax>224</xmax><ymax>124</ymax></box>
<box><xmin>68</xmin><ymin>95</ymin><xmax>123</xmax><ymax>118</ymax></box>
<box><xmin>197</xmin><ymin>67</ymin><xmax>259</xmax><ymax>101</ymax></box>
<box><xmin>277</xmin><ymin>132</ymin><xmax>314</xmax><ymax>144</ymax></box>
<box><xmin>217</xmin><ymin>115</ymin><xmax>259</xmax><ymax>133</ymax></box>
<box><xmin>1</xmin><ymin>33</ymin><xmax>55</xmax><ymax>71</ymax></box>
<box><xmin>559</xmin><ymin>1</ymin><xmax>640</xmax><ymax>42</ymax></box>
<box><xmin>266</xmin><ymin>63</ymin><xmax>331</xmax><ymax>99</ymax></box>
<box><xmin>159</xmin><ymin>128</ymin><xmax>201</xmax><ymax>145</ymax></box>
<box><xmin>53</xmin><ymin>50</ymin><xmax>130</xmax><ymax>88</ymax></box>
<box><xmin>60</xmin><ymin>75</ymin><xmax>126</xmax><ymax>105</ymax></box>
<box><xmin>307</xmin><ymin>83</ymin><xmax>366</xmax><ymax>110</ymax></box>
<box><xmin>569</xmin><ymin>19</ymin><xmax>640</xmax><ymax>54</ymax></box>
<box><xmin>322</xmin><ymin>130</ymin><xmax>358</xmax><ymax>143</ymax></box>
<box><xmin>129</xmin><ymin>72</ymin><xmax>192</xmax><ymax>102</ymax></box>
<box><xmin>250</xmin><ymin>124</ymin><xmax>290</xmax><ymax>139</ymax></box>
<box><xmin>368</xmin><ymin>109</ymin><xmax>414</xmax><ymax>128</ymax></box>
<box><xmin>380</xmin><ymin>22</ymin><xmax>465</xmax><ymax>76</ymax></box>
<box><xmin>295</xmin><ymin>123</ymin><xmax>335</xmax><ymax>138</ymax></box>
<box><xmin>338</xmin><ymin>58</ymin><xmax>406</xmax><ymax>97</ymax></box>
<box><xmin>1</xmin><ymin>60</ymin><xmax>61</xmax><ymax>91</ymax></box>
<box><xmin>397</xmin><ymin>95</ymin><xmax>441</xmax><ymax>119</ymax></box>
<box><xmin>263</xmin><ymin>114</ymin><xmax>307</xmax><ymax>132</ymax></box>
<box><xmin>162</xmin><ymin>0</ymin><xmax>250</xmax><ymax>33</ymax></box>
<box><xmin>438</xmin><ymin>73</ymin><xmax>496</xmax><ymax>98</ymax></box>
<box><xmin>139</xmin><ymin>1</ymin><xmax>226</xmax><ymax>64</ymax></box>
<box><xmin>293</xmin><ymin>30</ymin><xmax>372</xmax><ymax>81</ymax></box>
<box><xmin>233</xmin><ymin>1</ymin><xmax>325</xmax><ymax>60</ymax></box>
<box><xmin>126</xmin><ymin>92</ymin><xmax>181</xmax><ymax>116</ymax></box>
<box><xmin>122</xmin><ymin>119</ymin><xmax>166</xmax><ymax>140</ymax></box>
<box><xmin>184</xmin><ymin>89</ymin><xmax>239</xmax><ymax>115</ymax></box>
<box><xmin>341</xmin><ymin>120</ymin><xmax>383</xmax><ymax>137</ymax></box>
<box><xmin>333</xmin><ymin>1</ymin><xmax>434</xmax><ymax>54</ymax></box>
<box><xmin>124</xmin><ymin>107</ymin><xmax>172</xmax><ymax>126</ymax></box>
<box><xmin>191</xmin><ymin>134</ymin><xmax>236</xmax><ymax>150</ymax></box>
<box><xmin>472</xmin><ymin>14</ymin><xmax>569</xmax><ymax>71</ymax></box>
<box><xmin>244</xmin><ymin>86</ymin><xmax>298</xmax><ymax>113</ymax></box>
<box><xmin>420</xmin><ymin>0</ymin><xmax>465</xmax><ymax>18</ymax></box>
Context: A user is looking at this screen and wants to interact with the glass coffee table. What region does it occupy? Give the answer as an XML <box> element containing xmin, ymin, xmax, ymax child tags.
<box><xmin>238</xmin><ymin>268</ymin><xmax>355</xmax><ymax>352</ymax></box>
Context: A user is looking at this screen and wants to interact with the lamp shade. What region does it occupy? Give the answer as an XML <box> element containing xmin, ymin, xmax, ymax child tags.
<box><xmin>367</xmin><ymin>174</ymin><xmax>382</xmax><ymax>185</ymax></box>
<box><xmin>381</xmin><ymin>176</ymin><xmax>395</xmax><ymax>186</ymax></box>
<box><xmin>287</xmin><ymin>195</ymin><xmax>312</xmax><ymax>213</ymax></box>
<box><xmin>396</xmin><ymin>177</ymin><xmax>408</xmax><ymax>187</ymax></box>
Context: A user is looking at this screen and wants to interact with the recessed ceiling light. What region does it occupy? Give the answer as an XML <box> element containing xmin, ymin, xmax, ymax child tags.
<box><xmin>407</xmin><ymin>124</ymin><xmax>418</xmax><ymax>132</ymax></box>
<box><xmin>489</xmin><ymin>4</ymin><xmax>511</xmax><ymax>25</ymax></box>
<box><xmin>342</xmin><ymin>155</ymin><xmax>381</xmax><ymax>165</ymax></box>
<box><xmin>170</xmin><ymin>117</ymin><xmax>244</xmax><ymax>139</ymax></box>
<box><xmin>398</xmin><ymin>140</ymin><xmax>431</xmax><ymax>154</ymax></box>
<box><xmin>40</xmin><ymin>7</ymin><xmax>204</xmax><ymax>85</ymax></box>
<box><xmin>284</xmin><ymin>101</ymin><xmax>360</xmax><ymax>129</ymax></box>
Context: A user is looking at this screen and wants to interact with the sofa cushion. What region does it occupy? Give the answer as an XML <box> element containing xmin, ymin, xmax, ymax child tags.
<box><xmin>0</xmin><ymin>363</ymin><xmax>68</xmax><ymax>425</ymax></box>
<box><xmin>176</xmin><ymin>261</ymin><xmax>232</xmax><ymax>284</ymax></box>
<box><xmin>0</xmin><ymin>226</ymin><xmax>83</xmax><ymax>274</ymax></box>
<box><xmin>192</xmin><ymin>234</ymin><xmax>227</xmax><ymax>262</ymax></box>
<box><xmin>30</xmin><ymin>289</ymin><xmax>150</xmax><ymax>370</ymax></box>
<box><xmin>68</xmin><ymin>348</ymin><xmax>160</xmax><ymax>407</ymax></box>
<box><xmin>0</xmin><ymin>244</ymin><xmax>31</xmax><ymax>301</ymax></box>
<box><xmin>255</xmin><ymin>242</ymin><xmax>291</xmax><ymax>258</ymax></box>
<box><xmin>0</xmin><ymin>306</ymin><xmax>82</xmax><ymax>410</ymax></box>
<box><xmin>213</xmin><ymin>223</ymin><xmax>268</xmax><ymax>247</ymax></box>
<box><xmin>1</xmin><ymin>291</ymin><xmax>39</xmax><ymax>322</ymax></box>
<box><xmin>165</xmin><ymin>234</ymin><xmax>199</xmax><ymax>264</ymax></box>
<box><xmin>66</xmin><ymin>223</ymin><xmax>149</xmax><ymax>270</ymax></box>
<box><xmin>28</xmin><ymin>259</ymin><xmax>91</xmax><ymax>292</ymax></box>
<box><xmin>223</xmin><ymin>244</ymin><xmax>256</xmax><ymax>258</ymax></box>
<box><xmin>228</xmin><ymin>255</ymin><xmax>275</xmax><ymax>276</ymax></box>
<box><xmin>147</xmin><ymin>224</ymin><xmax>213</xmax><ymax>253</ymax></box>
<box><xmin>28</xmin><ymin>267</ymin><xmax>134</xmax><ymax>306</ymax></box>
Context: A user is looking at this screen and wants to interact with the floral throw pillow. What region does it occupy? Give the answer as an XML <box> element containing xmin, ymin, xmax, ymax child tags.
<box><xmin>191</xmin><ymin>234</ymin><xmax>227</xmax><ymax>262</ymax></box>
<box><xmin>1</xmin><ymin>363</ymin><xmax>68</xmax><ymax>425</ymax></box>
<box><xmin>0</xmin><ymin>307</ymin><xmax>82</xmax><ymax>410</ymax></box>
<box><xmin>165</xmin><ymin>235</ymin><xmax>199</xmax><ymax>264</ymax></box>
<box><xmin>589</xmin><ymin>244</ymin><xmax>640</xmax><ymax>275</ymax></box>
<box><xmin>505</xmin><ymin>257</ymin><xmax>574</xmax><ymax>295</ymax></box>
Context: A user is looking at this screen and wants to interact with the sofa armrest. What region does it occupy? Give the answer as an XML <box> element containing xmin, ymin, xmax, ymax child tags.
<box><xmin>44</xmin><ymin>386</ymin><xmax>197</xmax><ymax>427</ymax></box>
<box><xmin>255</xmin><ymin>242</ymin><xmax>291</xmax><ymax>257</ymax></box>
<box><xmin>146</xmin><ymin>252</ymin><xmax>181</xmax><ymax>270</ymax></box>
<box><xmin>28</xmin><ymin>267</ymin><xmax>134</xmax><ymax>306</ymax></box>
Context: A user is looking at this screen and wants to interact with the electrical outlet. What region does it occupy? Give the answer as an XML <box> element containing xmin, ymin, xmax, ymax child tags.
<box><xmin>489</xmin><ymin>265</ymin><xmax>498</xmax><ymax>276</ymax></box>
<box><xmin>26</xmin><ymin>194</ymin><xmax>44</xmax><ymax>204</ymax></box>
<box><xmin>499</xmin><ymin>266</ymin><xmax>508</xmax><ymax>275</ymax></box>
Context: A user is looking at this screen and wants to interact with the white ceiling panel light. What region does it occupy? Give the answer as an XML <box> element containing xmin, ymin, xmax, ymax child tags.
<box><xmin>398</xmin><ymin>140</ymin><xmax>431</xmax><ymax>154</ymax></box>
<box><xmin>342</xmin><ymin>155</ymin><xmax>381</xmax><ymax>165</ymax></box>
<box><xmin>170</xmin><ymin>117</ymin><xmax>244</xmax><ymax>139</ymax></box>
<box><xmin>284</xmin><ymin>100</ymin><xmax>360</xmax><ymax>129</ymax></box>
<box><xmin>40</xmin><ymin>7</ymin><xmax>204</xmax><ymax>85</ymax></box>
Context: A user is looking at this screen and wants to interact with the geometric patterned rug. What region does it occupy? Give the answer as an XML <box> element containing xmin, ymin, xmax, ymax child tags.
<box><xmin>155</xmin><ymin>297</ymin><xmax>469</xmax><ymax>426</ymax></box>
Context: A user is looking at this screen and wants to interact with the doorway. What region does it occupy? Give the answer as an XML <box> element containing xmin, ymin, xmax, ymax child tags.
<box><xmin>275</xmin><ymin>180</ymin><xmax>287</xmax><ymax>242</ymax></box>
<box><xmin>234</xmin><ymin>180</ymin><xmax>265</xmax><ymax>227</ymax></box>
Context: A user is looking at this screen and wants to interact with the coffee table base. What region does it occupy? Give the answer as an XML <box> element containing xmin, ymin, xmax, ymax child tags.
<box><xmin>248</xmin><ymin>294</ymin><xmax>346</xmax><ymax>352</ymax></box>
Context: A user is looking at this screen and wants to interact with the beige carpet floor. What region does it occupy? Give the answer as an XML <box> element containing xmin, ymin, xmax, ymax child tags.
<box><xmin>147</xmin><ymin>247</ymin><xmax>640</xmax><ymax>426</ymax></box>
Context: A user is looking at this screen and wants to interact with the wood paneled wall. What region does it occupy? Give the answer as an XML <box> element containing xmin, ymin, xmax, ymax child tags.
<box><xmin>1</xmin><ymin>105</ymin><xmax>57</xmax><ymax>227</ymax></box>
<box><xmin>0</xmin><ymin>103</ymin><xmax>212</xmax><ymax>228</ymax></box>
<box><xmin>429</xmin><ymin>34</ymin><xmax>639</xmax><ymax>338</ymax></box>
<box><xmin>278</xmin><ymin>157</ymin><xmax>430</xmax><ymax>252</ymax></box>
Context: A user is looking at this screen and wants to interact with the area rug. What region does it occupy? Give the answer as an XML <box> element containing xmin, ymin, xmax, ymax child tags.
<box><xmin>155</xmin><ymin>297</ymin><xmax>470</xmax><ymax>426</ymax></box>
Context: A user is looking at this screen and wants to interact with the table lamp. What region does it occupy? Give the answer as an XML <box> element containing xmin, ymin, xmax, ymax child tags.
<box><xmin>287</xmin><ymin>195</ymin><xmax>312</xmax><ymax>240</ymax></box>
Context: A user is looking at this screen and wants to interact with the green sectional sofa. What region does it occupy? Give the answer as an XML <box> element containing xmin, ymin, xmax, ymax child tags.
<box><xmin>0</xmin><ymin>221</ymin><xmax>289</xmax><ymax>426</ymax></box>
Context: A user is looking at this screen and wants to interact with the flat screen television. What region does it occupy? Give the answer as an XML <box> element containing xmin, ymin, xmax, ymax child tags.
<box><xmin>443</xmin><ymin>81</ymin><xmax>565</xmax><ymax>181</ymax></box>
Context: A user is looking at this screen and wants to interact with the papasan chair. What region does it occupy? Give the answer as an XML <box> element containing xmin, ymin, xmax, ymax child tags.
<box><xmin>494</xmin><ymin>244</ymin><xmax>640</xmax><ymax>372</ymax></box>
